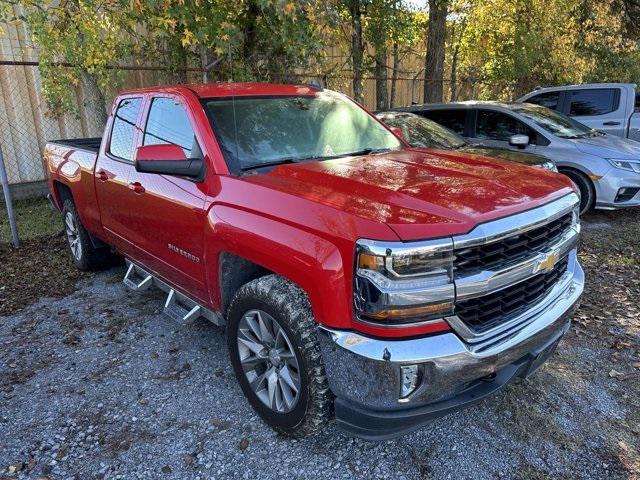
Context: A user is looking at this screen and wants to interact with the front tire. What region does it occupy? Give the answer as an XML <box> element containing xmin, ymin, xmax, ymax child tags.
<box><xmin>62</xmin><ymin>200</ymin><xmax>111</xmax><ymax>271</ymax></box>
<box><xmin>560</xmin><ymin>169</ymin><xmax>595</xmax><ymax>215</ymax></box>
<box><xmin>227</xmin><ymin>275</ymin><xmax>333</xmax><ymax>437</ymax></box>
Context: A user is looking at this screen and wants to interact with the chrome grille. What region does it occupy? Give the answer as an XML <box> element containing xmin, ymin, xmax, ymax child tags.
<box><xmin>454</xmin><ymin>212</ymin><xmax>573</xmax><ymax>277</ymax></box>
<box><xmin>455</xmin><ymin>256</ymin><xmax>569</xmax><ymax>334</ymax></box>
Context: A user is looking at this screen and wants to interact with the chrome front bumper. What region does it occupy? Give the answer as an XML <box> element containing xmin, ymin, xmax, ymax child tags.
<box><xmin>318</xmin><ymin>250</ymin><xmax>584</xmax><ymax>439</ymax></box>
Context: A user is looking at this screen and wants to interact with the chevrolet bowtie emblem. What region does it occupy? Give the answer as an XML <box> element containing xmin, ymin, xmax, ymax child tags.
<box><xmin>537</xmin><ymin>251</ymin><xmax>560</xmax><ymax>273</ymax></box>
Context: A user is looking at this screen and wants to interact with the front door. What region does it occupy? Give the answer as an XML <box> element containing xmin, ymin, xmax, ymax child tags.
<box><xmin>94</xmin><ymin>96</ymin><xmax>143</xmax><ymax>251</ymax></box>
<box><xmin>565</xmin><ymin>88</ymin><xmax>627</xmax><ymax>137</ymax></box>
<box><xmin>469</xmin><ymin>109</ymin><xmax>538</xmax><ymax>153</ymax></box>
<box><xmin>126</xmin><ymin>96</ymin><xmax>209</xmax><ymax>302</ymax></box>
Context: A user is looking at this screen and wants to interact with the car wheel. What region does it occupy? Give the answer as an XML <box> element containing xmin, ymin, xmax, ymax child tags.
<box><xmin>560</xmin><ymin>169</ymin><xmax>595</xmax><ymax>215</ymax></box>
<box><xmin>227</xmin><ymin>275</ymin><xmax>333</xmax><ymax>437</ymax></box>
<box><xmin>62</xmin><ymin>200</ymin><xmax>111</xmax><ymax>271</ymax></box>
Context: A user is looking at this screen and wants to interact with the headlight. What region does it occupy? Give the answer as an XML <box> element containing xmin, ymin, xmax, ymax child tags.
<box><xmin>535</xmin><ymin>161</ymin><xmax>557</xmax><ymax>172</ymax></box>
<box><xmin>354</xmin><ymin>239</ymin><xmax>454</xmax><ymax>324</ymax></box>
<box><xmin>607</xmin><ymin>158</ymin><xmax>640</xmax><ymax>173</ymax></box>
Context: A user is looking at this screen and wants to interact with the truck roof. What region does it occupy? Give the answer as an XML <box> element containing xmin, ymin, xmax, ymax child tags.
<box><xmin>118</xmin><ymin>82</ymin><xmax>321</xmax><ymax>98</ymax></box>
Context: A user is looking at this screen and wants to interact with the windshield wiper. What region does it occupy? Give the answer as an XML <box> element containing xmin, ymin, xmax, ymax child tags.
<box><xmin>333</xmin><ymin>147</ymin><xmax>393</xmax><ymax>158</ymax></box>
<box><xmin>241</xmin><ymin>158</ymin><xmax>298</xmax><ymax>171</ymax></box>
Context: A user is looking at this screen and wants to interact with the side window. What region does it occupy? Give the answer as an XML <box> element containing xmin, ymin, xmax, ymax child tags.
<box><xmin>421</xmin><ymin>110</ymin><xmax>466</xmax><ymax>135</ymax></box>
<box><xmin>475</xmin><ymin>110</ymin><xmax>535</xmax><ymax>142</ymax></box>
<box><xmin>143</xmin><ymin>97</ymin><xmax>198</xmax><ymax>157</ymax></box>
<box><xmin>568</xmin><ymin>89</ymin><xmax>618</xmax><ymax>116</ymax></box>
<box><xmin>526</xmin><ymin>91</ymin><xmax>560</xmax><ymax>111</ymax></box>
<box><xmin>109</xmin><ymin>97</ymin><xmax>143</xmax><ymax>161</ymax></box>
<box><xmin>635</xmin><ymin>92</ymin><xmax>640</xmax><ymax>113</ymax></box>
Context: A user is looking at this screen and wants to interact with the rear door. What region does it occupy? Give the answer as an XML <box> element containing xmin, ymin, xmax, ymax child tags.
<box><xmin>419</xmin><ymin>108</ymin><xmax>470</xmax><ymax>137</ymax></box>
<box><xmin>563</xmin><ymin>88</ymin><xmax>626</xmax><ymax>136</ymax></box>
<box><xmin>94</xmin><ymin>96</ymin><xmax>143</xmax><ymax>249</ymax></box>
<box><xmin>468</xmin><ymin>109</ymin><xmax>539</xmax><ymax>153</ymax></box>
<box><xmin>126</xmin><ymin>95</ymin><xmax>209</xmax><ymax>301</ymax></box>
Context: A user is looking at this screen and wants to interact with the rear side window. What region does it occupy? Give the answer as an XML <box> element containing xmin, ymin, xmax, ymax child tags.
<box><xmin>109</xmin><ymin>98</ymin><xmax>143</xmax><ymax>160</ymax></box>
<box><xmin>635</xmin><ymin>92</ymin><xmax>640</xmax><ymax>112</ymax></box>
<box><xmin>421</xmin><ymin>109</ymin><xmax>466</xmax><ymax>135</ymax></box>
<box><xmin>526</xmin><ymin>91</ymin><xmax>560</xmax><ymax>110</ymax></box>
<box><xmin>475</xmin><ymin>110</ymin><xmax>536</xmax><ymax>142</ymax></box>
<box><xmin>143</xmin><ymin>97</ymin><xmax>197</xmax><ymax>157</ymax></box>
<box><xmin>568</xmin><ymin>89</ymin><xmax>618</xmax><ymax>116</ymax></box>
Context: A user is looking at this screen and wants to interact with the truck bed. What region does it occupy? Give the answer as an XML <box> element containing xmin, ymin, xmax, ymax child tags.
<box><xmin>49</xmin><ymin>137</ymin><xmax>102</xmax><ymax>153</ymax></box>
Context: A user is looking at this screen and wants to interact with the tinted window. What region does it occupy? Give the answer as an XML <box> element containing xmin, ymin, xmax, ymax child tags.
<box><xmin>568</xmin><ymin>89</ymin><xmax>618</xmax><ymax>116</ymax></box>
<box><xmin>476</xmin><ymin>110</ymin><xmax>535</xmax><ymax>142</ymax></box>
<box><xmin>143</xmin><ymin>97</ymin><xmax>197</xmax><ymax>157</ymax></box>
<box><xmin>109</xmin><ymin>98</ymin><xmax>142</xmax><ymax>160</ymax></box>
<box><xmin>635</xmin><ymin>92</ymin><xmax>640</xmax><ymax>112</ymax></box>
<box><xmin>526</xmin><ymin>91</ymin><xmax>560</xmax><ymax>110</ymax></box>
<box><xmin>421</xmin><ymin>109</ymin><xmax>466</xmax><ymax>135</ymax></box>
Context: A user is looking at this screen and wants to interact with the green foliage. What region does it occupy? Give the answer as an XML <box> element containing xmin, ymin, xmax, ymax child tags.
<box><xmin>2</xmin><ymin>0</ymin><xmax>639</xmax><ymax>111</ymax></box>
<box><xmin>453</xmin><ymin>0</ymin><xmax>640</xmax><ymax>100</ymax></box>
<box><xmin>7</xmin><ymin>0</ymin><xmax>134</xmax><ymax>117</ymax></box>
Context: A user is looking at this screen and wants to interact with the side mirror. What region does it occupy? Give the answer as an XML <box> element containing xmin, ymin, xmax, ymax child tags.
<box><xmin>509</xmin><ymin>134</ymin><xmax>529</xmax><ymax>149</ymax></box>
<box><xmin>389</xmin><ymin>126</ymin><xmax>405</xmax><ymax>141</ymax></box>
<box><xmin>134</xmin><ymin>144</ymin><xmax>203</xmax><ymax>178</ymax></box>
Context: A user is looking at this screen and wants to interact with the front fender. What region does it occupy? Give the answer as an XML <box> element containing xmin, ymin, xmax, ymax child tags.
<box><xmin>204</xmin><ymin>205</ymin><xmax>353</xmax><ymax>329</ymax></box>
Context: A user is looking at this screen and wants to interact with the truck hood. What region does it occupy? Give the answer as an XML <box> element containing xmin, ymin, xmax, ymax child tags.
<box><xmin>572</xmin><ymin>134</ymin><xmax>640</xmax><ymax>160</ymax></box>
<box><xmin>245</xmin><ymin>149</ymin><xmax>574</xmax><ymax>240</ymax></box>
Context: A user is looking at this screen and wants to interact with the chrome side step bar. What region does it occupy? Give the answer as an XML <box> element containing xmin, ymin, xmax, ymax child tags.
<box><xmin>123</xmin><ymin>260</ymin><xmax>224</xmax><ymax>326</ymax></box>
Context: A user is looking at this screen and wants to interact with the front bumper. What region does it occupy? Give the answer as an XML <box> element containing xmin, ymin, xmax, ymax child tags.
<box><xmin>594</xmin><ymin>170</ymin><xmax>640</xmax><ymax>209</ymax></box>
<box><xmin>318</xmin><ymin>251</ymin><xmax>584</xmax><ymax>440</ymax></box>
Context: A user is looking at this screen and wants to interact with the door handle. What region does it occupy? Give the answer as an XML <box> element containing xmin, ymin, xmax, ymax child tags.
<box><xmin>95</xmin><ymin>170</ymin><xmax>109</xmax><ymax>182</ymax></box>
<box><xmin>603</xmin><ymin>121</ymin><xmax>620</xmax><ymax>126</ymax></box>
<box><xmin>128</xmin><ymin>181</ymin><xmax>145</xmax><ymax>194</ymax></box>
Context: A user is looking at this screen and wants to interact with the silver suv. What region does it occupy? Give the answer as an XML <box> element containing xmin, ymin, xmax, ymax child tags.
<box><xmin>398</xmin><ymin>101</ymin><xmax>640</xmax><ymax>214</ymax></box>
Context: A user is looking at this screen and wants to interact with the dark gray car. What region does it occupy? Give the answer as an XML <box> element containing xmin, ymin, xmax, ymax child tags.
<box><xmin>376</xmin><ymin>111</ymin><xmax>557</xmax><ymax>171</ymax></box>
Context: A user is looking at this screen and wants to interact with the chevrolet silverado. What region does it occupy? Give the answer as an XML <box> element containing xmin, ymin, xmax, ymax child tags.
<box><xmin>45</xmin><ymin>83</ymin><xmax>584</xmax><ymax>440</ymax></box>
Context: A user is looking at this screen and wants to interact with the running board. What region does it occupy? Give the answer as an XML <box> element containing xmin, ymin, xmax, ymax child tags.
<box><xmin>123</xmin><ymin>260</ymin><xmax>224</xmax><ymax>326</ymax></box>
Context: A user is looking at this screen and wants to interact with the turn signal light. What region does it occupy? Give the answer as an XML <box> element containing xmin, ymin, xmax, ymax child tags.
<box><xmin>361</xmin><ymin>302</ymin><xmax>453</xmax><ymax>322</ymax></box>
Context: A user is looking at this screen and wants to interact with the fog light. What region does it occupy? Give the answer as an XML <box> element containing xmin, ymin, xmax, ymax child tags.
<box><xmin>400</xmin><ymin>365</ymin><xmax>420</xmax><ymax>399</ymax></box>
<box><xmin>615</xmin><ymin>187</ymin><xmax>640</xmax><ymax>203</ymax></box>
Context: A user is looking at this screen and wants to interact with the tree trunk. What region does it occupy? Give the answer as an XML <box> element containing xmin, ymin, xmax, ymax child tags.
<box><xmin>80</xmin><ymin>70</ymin><xmax>108</xmax><ymax>130</ymax></box>
<box><xmin>390</xmin><ymin>42</ymin><xmax>399</xmax><ymax>107</ymax></box>
<box><xmin>349</xmin><ymin>0</ymin><xmax>365</xmax><ymax>103</ymax></box>
<box><xmin>450</xmin><ymin>46</ymin><xmax>459</xmax><ymax>101</ymax></box>
<box><xmin>375</xmin><ymin>46</ymin><xmax>388</xmax><ymax>110</ymax></box>
<box><xmin>423</xmin><ymin>0</ymin><xmax>448</xmax><ymax>103</ymax></box>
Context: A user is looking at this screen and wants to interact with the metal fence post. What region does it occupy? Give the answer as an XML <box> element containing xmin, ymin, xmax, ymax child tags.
<box><xmin>0</xmin><ymin>144</ymin><xmax>20</xmax><ymax>247</ymax></box>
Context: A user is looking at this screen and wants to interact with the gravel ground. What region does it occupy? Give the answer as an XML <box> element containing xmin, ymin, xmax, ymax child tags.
<box><xmin>1</xmin><ymin>210</ymin><xmax>639</xmax><ymax>480</ymax></box>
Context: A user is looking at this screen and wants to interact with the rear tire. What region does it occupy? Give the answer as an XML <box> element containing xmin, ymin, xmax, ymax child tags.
<box><xmin>226</xmin><ymin>275</ymin><xmax>333</xmax><ymax>437</ymax></box>
<box><xmin>560</xmin><ymin>169</ymin><xmax>595</xmax><ymax>215</ymax></box>
<box><xmin>62</xmin><ymin>200</ymin><xmax>111</xmax><ymax>271</ymax></box>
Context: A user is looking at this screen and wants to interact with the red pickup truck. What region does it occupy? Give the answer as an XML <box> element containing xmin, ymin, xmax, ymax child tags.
<box><xmin>45</xmin><ymin>83</ymin><xmax>584</xmax><ymax>440</ymax></box>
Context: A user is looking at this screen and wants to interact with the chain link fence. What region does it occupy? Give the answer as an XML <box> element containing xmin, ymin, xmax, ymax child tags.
<box><xmin>0</xmin><ymin>60</ymin><xmax>488</xmax><ymax>246</ymax></box>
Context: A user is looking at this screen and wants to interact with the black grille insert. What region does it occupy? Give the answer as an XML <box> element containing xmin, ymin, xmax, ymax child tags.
<box><xmin>454</xmin><ymin>213</ymin><xmax>573</xmax><ymax>276</ymax></box>
<box><xmin>455</xmin><ymin>256</ymin><xmax>569</xmax><ymax>334</ymax></box>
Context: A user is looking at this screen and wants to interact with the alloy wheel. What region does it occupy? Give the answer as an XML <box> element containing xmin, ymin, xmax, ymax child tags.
<box><xmin>237</xmin><ymin>309</ymin><xmax>301</xmax><ymax>413</ymax></box>
<box><xmin>64</xmin><ymin>211</ymin><xmax>82</xmax><ymax>261</ymax></box>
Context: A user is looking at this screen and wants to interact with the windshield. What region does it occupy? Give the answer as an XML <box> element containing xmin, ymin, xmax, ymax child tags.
<box><xmin>378</xmin><ymin>112</ymin><xmax>466</xmax><ymax>149</ymax></box>
<box><xmin>204</xmin><ymin>91</ymin><xmax>402</xmax><ymax>172</ymax></box>
<box><xmin>512</xmin><ymin>104</ymin><xmax>593</xmax><ymax>139</ymax></box>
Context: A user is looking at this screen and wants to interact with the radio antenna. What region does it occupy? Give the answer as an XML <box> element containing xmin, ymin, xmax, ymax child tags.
<box><xmin>229</xmin><ymin>41</ymin><xmax>240</xmax><ymax>170</ymax></box>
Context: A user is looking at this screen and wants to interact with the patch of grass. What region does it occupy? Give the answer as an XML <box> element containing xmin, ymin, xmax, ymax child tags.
<box><xmin>0</xmin><ymin>197</ymin><xmax>62</xmax><ymax>244</ymax></box>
